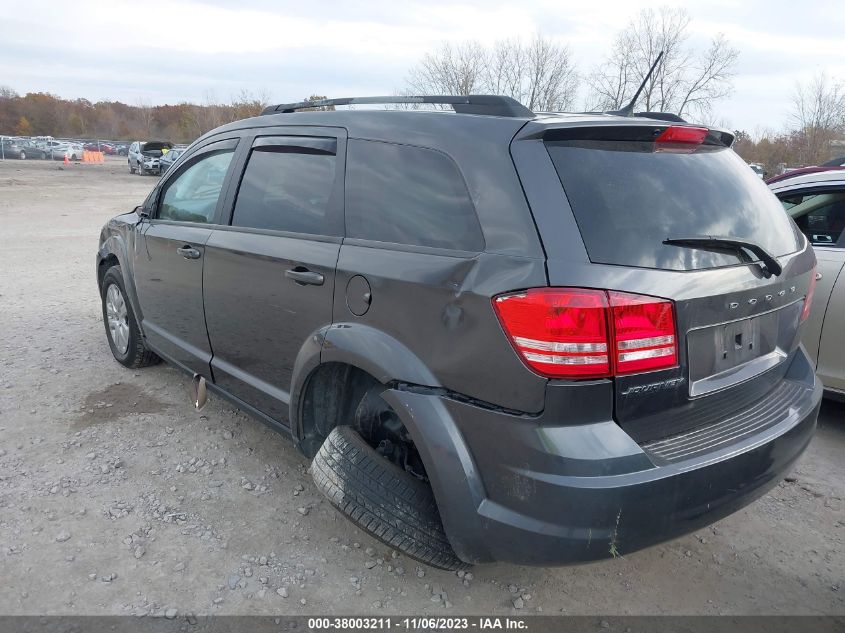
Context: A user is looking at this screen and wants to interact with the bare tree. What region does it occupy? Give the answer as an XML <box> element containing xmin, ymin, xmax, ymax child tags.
<box><xmin>485</xmin><ymin>36</ymin><xmax>578</xmax><ymax>111</ymax></box>
<box><xmin>588</xmin><ymin>7</ymin><xmax>738</xmax><ymax>118</ymax></box>
<box><xmin>230</xmin><ymin>88</ymin><xmax>271</xmax><ymax>120</ymax></box>
<box><xmin>407</xmin><ymin>41</ymin><xmax>487</xmax><ymax>96</ymax></box>
<box><xmin>135</xmin><ymin>98</ymin><xmax>154</xmax><ymax>137</ymax></box>
<box><xmin>407</xmin><ymin>35</ymin><xmax>578</xmax><ymax>112</ymax></box>
<box><xmin>791</xmin><ymin>72</ymin><xmax>845</xmax><ymax>164</ymax></box>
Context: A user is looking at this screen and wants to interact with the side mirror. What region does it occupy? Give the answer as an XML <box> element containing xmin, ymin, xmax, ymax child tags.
<box><xmin>136</xmin><ymin>206</ymin><xmax>150</xmax><ymax>219</ymax></box>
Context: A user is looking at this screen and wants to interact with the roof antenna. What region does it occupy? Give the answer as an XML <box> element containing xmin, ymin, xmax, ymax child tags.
<box><xmin>608</xmin><ymin>51</ymin><xmax>664</xmax><ymax>117</ymax></box>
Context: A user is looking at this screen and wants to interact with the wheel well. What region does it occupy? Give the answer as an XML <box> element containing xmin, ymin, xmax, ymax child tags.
<box><xmin>298</xmin><ymin>363</ymin><xmax>380</xmax><ymax>457</ymax></box>
<box><xmin>97</xmin><ymin>254</ymin><xmax>119</xmax><ymax>292</ymax></box>
<box><xmin>298</xmin><ymin>362</ymin><xmax>429</xmax><ymax>481</ymax></box>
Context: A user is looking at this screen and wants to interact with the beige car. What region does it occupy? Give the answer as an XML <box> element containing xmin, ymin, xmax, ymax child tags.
<box><xmin>771</xmin><ymin>170</ymin><xmax>845</xmax><ymax>399</ymax></box>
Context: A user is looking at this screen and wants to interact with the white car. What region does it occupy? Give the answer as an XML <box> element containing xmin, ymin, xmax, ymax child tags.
<box><xmin>45</xmin><ymin>142</ymin><xmax>83</xmax><ymax>161</ymax></box>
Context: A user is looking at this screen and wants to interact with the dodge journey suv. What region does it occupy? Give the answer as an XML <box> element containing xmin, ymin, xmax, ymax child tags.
<box><xmin>96</xmin><ymin>95</ymin><xmax>821</xmax><ymax>569</ymax></box>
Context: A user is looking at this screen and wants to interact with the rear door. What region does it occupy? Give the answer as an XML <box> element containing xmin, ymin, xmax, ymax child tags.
<box><xmin>202</xmin><ymin>128</ymin><xmax>345</xmax><ymax>422</ymax></box>
<box><xmin>512</xmin><ymin>122</ymin><xmax>815</xmax><ymax>443</ymax></box>
<box><xmin>132</xmin><ymin>137</ymin><xmax>239</xmax><ymax>375</ymax></box>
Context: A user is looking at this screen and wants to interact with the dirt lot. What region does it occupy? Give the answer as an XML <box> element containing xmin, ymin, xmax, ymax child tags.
<box><xmin>0</xmin><ymin>156</ymin><xmax>843</xmax><ymax>617</ymax></box>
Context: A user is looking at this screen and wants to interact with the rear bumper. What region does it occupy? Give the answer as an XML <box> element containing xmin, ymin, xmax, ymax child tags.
<box><xmin>384</xmin><ymin>347</ymin><xmax>821</xmax><ymax>565</ymax></box>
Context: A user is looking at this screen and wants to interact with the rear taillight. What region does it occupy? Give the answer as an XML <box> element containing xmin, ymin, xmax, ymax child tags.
<box><xmin>608</xmin><ymin>291</ymin><xmax>677</xmax><ymax>374</ymax></box>
<box><xmin>654</xmin><ymin>126</ymin><xmax>709</xmax><ymax>144</ymax></box>
<box><xmin>801</xmin><ymin>268</ymin><xmax>817</xmax><ymax>323</ymax></box>
<box><xmin>493</xmin><ymin>288</ymin><xmax>678</xmax><ymax>380</ymax></box>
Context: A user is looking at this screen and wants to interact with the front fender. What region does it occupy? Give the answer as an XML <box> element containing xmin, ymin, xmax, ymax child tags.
<box><xmin>97</xmin><ymin>220</ymin><xmax>144</xmax><ymax>336</ymax></box>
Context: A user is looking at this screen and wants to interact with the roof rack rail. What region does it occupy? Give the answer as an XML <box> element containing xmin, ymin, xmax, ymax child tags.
<box><xmin>260</xmin><ymin>95</ymin><xmax>534</xmax><ymax>118</ymax></box>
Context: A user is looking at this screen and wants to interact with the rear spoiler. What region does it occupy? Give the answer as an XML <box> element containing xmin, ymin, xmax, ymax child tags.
<box><xmin>541</xmin><ymin>124</ymin><xmax>735</xmax><ymax>148</ymax></box>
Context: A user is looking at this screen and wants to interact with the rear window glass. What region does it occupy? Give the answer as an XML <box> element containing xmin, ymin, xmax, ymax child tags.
<box><xmin>345</xmin><ymin>140</ymin><xmax>484</xmax><ymax>251</ymax></box>
<box><xmin>232</xmin><ymin>147</ymin><xmax>336</xmax><ymax>235</ymax></box>
<box><xmin>546</xmin><ymin>137</ymin><xmax>802</xmax><ymax>271</ymax></box>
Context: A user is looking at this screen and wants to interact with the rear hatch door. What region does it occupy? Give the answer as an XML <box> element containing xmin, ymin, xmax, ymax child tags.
<box><xmin>511</xmin><ymin>119</ymin><xmax>816</xmax><ymax>445</ymax></box>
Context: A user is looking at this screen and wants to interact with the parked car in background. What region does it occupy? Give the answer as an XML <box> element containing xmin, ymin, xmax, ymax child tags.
<box><xmin>128</xmin><ymin>140</ymin><xmax>173</xmax><ymax>175</ymax></box>
<box><xmin>48</xmin><ymin>142</ymin><xmax>83</xmax><ymax>161</ymax></box>
<box><xmin>97</xmin><ymin>95</ymin><xmax>820</xmax><ymax>569</ymax></box>
<box><xmin>158</xmin><ymin>146</ymin><xmax>187</xmax><ymax>174</ymax></box>
<box><xmin>0</xmin><ymin>137</ymin><xmax>42</xmax><ymax>159</ymax></box>
<box><xmin>749</xmin><ymin>163</ymin><xmax>766</xmax><ymax>178</ymax></box>
<box><xmin>114</xmin><ymin>143</ymin><xmax>129</xmax><ymax>156</ymax></box>
<box><xmin>767</xmin><ymin>156</ymin><xmax>845</xmax><ymax>185</ymax></box>
<box><xmin>84</xmin><ymin>142</ymin><xmax>116</xmax><ymax>154</ymax></box>
<box><xmin>38</xmin><ymin>140</ymin><xmax>66</xmax><ymax>158</ymax></box>
<box><xmin>770</xmin><ymin>170</ymin><xmax>845</xmax><ymax>400</ymax></box>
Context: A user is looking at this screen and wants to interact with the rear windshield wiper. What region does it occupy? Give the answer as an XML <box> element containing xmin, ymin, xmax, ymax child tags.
<box><xmin>663</xmin><ymin>236</ymin><xmax>783</xmax><ymax>277</ymax></box>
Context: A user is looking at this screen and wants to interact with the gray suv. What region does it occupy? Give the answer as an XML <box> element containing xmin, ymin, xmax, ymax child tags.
<box><xmin>96</xmin><ymin>95</ymin><xmax>822</xmax><ymax>569</ymax></box>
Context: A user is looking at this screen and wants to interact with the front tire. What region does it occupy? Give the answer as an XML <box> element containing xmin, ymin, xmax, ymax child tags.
<box><xmin>312</xmin><ymin>425</ymin><xmax>468</xmax><ymax>570</ymax></box>
<box><xmin>100</xmin><ymin>266</ymin><xmax>159</xmax><ymax>368</ymax></box>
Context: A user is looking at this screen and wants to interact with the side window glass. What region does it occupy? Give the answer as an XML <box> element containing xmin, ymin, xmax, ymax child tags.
<box><xmin>345</xmin><ymin>140</ymin><xmax>484</xmax><ymax>251</ymax></box>
<box><xmin>781</xmin><ymin>190</ymin><xmax>845</xmax><ymax>247</ymax></box>
<box><xmin>231</xmin><ymin>144</ymin><xmax>337</xmax><ymax>235</ymax></box>
<box><xmin>158</xmin><ymin>150</ymin><xmax>234</xmax><ymax>224</ymax></box>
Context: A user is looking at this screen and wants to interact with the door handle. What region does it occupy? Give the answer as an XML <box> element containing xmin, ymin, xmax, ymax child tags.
<box><xmin>176</xmin><ymin>245</ymin><xmax>201</xmax><ymax>260</ymax></box>
<box><xmin>285</xmin><ymin>268</ymin><xmax>324</xmax><ymax>286</ymax></box>
<box><xmin>816</xmin><ymin>271</ymin><xmax>823</xmax><ymax>281</ymax></box>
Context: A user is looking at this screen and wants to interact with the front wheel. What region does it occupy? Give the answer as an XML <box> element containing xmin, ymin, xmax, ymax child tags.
<box><xmin>129</xmin><ymin>161</ymin><xmax>135</xmax><ymax>174</ymax></box>
<box><xmin>101</xmin><ymin>266</ymin><xmax>159</xmax><ymax>368</ymax></box>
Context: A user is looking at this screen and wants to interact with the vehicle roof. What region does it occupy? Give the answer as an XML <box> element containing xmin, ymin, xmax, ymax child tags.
<box><xmin>768</xmin><ymin>168</ymin><xmax>845</xmax><ymax>192</ymax></box>
<box><xmin>201</xmin><ymin>109</ymin><xmax>730</xmax><ymax>147</ymax></box>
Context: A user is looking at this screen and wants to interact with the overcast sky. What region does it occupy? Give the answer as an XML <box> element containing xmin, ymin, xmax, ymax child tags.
<box><xmin>1</xmin><ymin>0</ymin><xmax>843</xmax><ymax>132</ymax></box>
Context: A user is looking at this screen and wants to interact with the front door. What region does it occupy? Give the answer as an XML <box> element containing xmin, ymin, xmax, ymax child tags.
<box><xmin>776</xmin><ymin>185</ymin><xmax>845</xmax><ymax>388</ymax></box>
<box><xmin>133</xmin><ymin>138</ymin><xmax>239</xmax><ymax>375</ymax></box>
<box><xmin>203</xmin><ymin>130</ymin><xmax>345</xmax><ymax>422</ymax></box>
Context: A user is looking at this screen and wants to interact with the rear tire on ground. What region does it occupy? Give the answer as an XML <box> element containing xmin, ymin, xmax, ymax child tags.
<box><xmin>100</xmin><ymin>265</ymin><xmax>159</xmax><ymax>369</ymax></box>
<box><xmin>311</xmin><ymin>425</ymin><xmax>468</xmax><ymax>571</ymax></box>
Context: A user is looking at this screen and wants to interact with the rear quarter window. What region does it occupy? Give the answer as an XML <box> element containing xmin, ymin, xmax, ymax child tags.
<box><xmin>345</xmin><ymin>140</ymin><xmax>484</xmax><ymax>251</ymax></box>
<box><xmin>546</xmin><ymin>136</ymin><xmax>802</xmax><ymax>271</ymax></box>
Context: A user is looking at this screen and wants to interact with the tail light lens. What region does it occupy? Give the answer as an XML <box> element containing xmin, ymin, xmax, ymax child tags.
<box><xmin>492</xmin><ymin>288</ymin><xmax>610</xmax><ymax>378</ymax></box>
<box><xmin>609</xmin><ymin>292</ymin><xmax>677</xmax><ymax>374</ymax></box>
<box><xmin>493</xmin><ymin>288</ymin><xmax>678</xmax><ymax>379</ymax></box>
<box><xmin>654</xmin><ymin>126</ymin><xmax>709</xmax><ymax>144</ymax></box>
<box><xmin>801</xmin><ymin>268</ymin><xmax>817</xmax><ymax>323</ymax></box>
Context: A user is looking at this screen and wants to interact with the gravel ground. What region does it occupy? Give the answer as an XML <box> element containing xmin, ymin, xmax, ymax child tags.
<box><xmin>0</xmin><ymin>156</ymin><xmax>843</xmax><ymax>617</ymax></box>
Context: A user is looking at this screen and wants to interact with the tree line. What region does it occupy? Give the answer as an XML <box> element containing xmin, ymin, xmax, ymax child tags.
<box><xmin>0</xmin><ymin>88</ymin><xmax>270</xmax><ymax>143</ymax></box>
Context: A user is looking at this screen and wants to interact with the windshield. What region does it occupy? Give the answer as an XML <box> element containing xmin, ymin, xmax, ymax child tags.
<box><xmin>546</xmin><ymin>136</ymin><xmax>802</xmax><ymax>271</ymax></box>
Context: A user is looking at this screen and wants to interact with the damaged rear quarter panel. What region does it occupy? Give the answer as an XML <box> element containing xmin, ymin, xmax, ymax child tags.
<box><xmin>330</xmin><ymin>248</ymin><xmax>549</xmax><ymax>413</ymax></box>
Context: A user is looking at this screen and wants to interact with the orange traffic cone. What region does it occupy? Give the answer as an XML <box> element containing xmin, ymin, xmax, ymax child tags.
<box><xmin>63</xmin><ymin>154</ymin><xmax>69</xmax><ymax>166</ymax></box>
